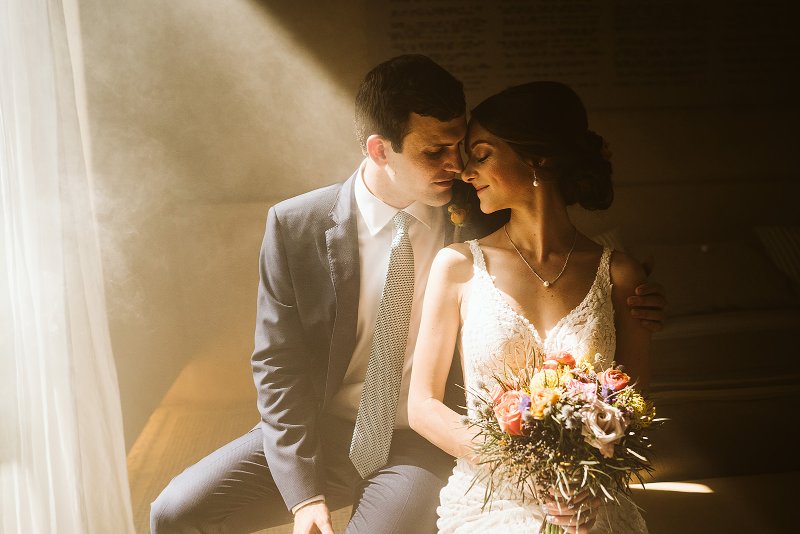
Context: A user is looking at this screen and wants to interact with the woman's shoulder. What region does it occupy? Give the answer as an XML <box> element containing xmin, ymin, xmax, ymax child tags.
<box><xmin>609</xmin><ymin>249</ymin><xmax>647</xmax><ymax>288</ymax></box>
<box><xmin>432</xmin><ymin>241</ymin><xmax>476</xmax><ymax>283</ymax></box>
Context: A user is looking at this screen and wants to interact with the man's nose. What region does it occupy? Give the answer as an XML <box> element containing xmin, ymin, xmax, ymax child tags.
<box><xmin>443</xmin><ymin>147</ymin><xmax>463</xmax><ymax>173</ymax></box>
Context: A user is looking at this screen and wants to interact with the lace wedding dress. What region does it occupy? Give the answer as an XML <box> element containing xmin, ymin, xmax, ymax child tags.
<box><xmin>436</xmin><ymin>240</ymin><xmax>648</xmax><ymax>533</ymax></box>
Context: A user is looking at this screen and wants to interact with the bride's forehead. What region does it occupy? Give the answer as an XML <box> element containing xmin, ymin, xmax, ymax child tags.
<box><xmin>467</xmin><ymin>121</ymin><xmax>489</xmax><ymax>136</ymax></box>
<box><xmin>466</xmin><ymin>122</ymin><xmax>495</xmax><ymax>148</ymax></box>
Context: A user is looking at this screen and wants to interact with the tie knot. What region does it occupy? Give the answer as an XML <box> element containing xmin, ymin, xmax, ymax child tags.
<box><xmin>393</xmin><ymin>211</ymin><xmax>413</xmax><ymax>236</ymax></box>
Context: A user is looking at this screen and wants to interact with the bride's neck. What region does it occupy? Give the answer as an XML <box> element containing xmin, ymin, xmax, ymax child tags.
<box><xmin>504</xmin><ymin>204</ymin><xmax>576</xmax><ymax>261</ymax></box>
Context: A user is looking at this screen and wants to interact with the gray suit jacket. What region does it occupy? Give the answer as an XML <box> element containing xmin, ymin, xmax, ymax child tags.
<box><xmin>251</xmin><ymin>170</ymin><xmax>507</xmax><ymax>510</ymax></box>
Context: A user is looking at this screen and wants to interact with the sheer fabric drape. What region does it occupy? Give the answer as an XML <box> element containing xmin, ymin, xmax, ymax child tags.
<box><xmin>1</xmin><ymin>0</ymin><xmax>134</xmax><ymax>532</ymax></box>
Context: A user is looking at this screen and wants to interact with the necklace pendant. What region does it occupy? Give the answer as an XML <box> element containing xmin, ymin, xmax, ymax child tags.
<box><xmin>543</xmin><ymin>281</ymin><xmax>551</xmax><ymax>288</ymax></box>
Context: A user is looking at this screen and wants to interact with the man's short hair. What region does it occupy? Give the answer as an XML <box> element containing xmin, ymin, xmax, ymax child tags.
<box><xmin>354</xmin><ymin>54</ymin><xmax>465</xmax><ymax>154</ymax></box>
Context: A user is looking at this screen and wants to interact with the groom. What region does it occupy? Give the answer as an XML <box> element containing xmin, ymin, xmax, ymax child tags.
<box><xmin>151</xmin><ymin>55</ymin><xmax>665</xmax><ymax>534</ymax></box>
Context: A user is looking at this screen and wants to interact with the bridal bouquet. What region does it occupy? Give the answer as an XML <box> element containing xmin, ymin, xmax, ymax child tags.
<box><xmin>467</xmin><ymin>352</ymin><xmax>664</xmax><ymax>533</ymax></box>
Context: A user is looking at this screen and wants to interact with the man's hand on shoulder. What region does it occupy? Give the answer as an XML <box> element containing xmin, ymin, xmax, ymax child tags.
<box><xmin>293</xmin><ymin>501</ymin><xmax>334</xmax><ymax>534</ymax></box>
<box><xmin>628</xmin><ymin>254</ymin><xmax>667</xmax><ymax>332</ymax></box>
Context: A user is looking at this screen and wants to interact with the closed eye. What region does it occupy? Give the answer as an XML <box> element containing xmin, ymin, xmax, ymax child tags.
<box><xmin>468</xmin><ymin>153</ymin><xmax>489</xmax><ymax>164</ymax></box>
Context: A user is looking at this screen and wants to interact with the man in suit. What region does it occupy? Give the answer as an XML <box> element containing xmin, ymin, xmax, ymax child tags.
<box><xmin>151</xmin><ymin>54</ymin><xmax>665</xmax><ymax>534</ymax></box>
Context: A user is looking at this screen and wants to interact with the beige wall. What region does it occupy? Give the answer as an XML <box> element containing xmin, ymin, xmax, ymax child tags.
<box><xmin>78</xmin><ymin>1</ymin><xmax>798</xmax><ymax>448</ymax></box>
<box><xmin>79</xmin><ymin>0</ymin><xmax>371</xmax><ymax>447</ymax></box>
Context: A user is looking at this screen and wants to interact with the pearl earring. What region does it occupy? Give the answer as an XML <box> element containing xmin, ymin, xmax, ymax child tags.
<box><xmin>532</xmin><ymin>168</ymin><xmax>539</xmax><ymax>187</ymax></box>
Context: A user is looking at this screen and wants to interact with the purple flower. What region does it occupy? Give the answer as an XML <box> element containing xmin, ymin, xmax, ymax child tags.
<box><xmin>566</xmin><ymin>381</ymin><xmax>597</xmax><ymax>402</ymax></box>
<box><xmin>518</xmin><ymin>394</ymin><xmax>531</xmax><ymax>414</ymax></box>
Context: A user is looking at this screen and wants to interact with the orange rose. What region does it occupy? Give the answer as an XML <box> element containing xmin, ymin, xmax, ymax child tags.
<box><xmin>493</xmin><ymin>390</ymin><xmax>525</xmax><ymax>436</ymax></box>
<box><xmin>600</xmin><ymin>369</ymin><xmax>630</xmax><ymax>391</ymax></box>
<box><xmin>554</xmin><ymin>351</ymin><xmax>576</xmax><ymax>368</ymax></box>
<box><xmin>530</xmin><ymin>387</ymin><xmax>560</xmax><ymax>419</ymax></box>
<box><xmin>543</xmin><ymin>351</ymin><xmax>576</xmax><ymax>370</ymax></box>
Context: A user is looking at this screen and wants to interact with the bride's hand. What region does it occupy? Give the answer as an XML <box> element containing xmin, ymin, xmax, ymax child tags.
<box><xmin>541</xmin><ymin>487</ymin><xmax>602</xmax><ymax>534</ymax></box>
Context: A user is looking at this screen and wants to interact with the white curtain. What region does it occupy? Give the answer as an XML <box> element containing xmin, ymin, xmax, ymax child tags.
<box><xmin>0</xmin><ymin>0</ymin><xmax>135</xmax><ymax>532</ymax></box>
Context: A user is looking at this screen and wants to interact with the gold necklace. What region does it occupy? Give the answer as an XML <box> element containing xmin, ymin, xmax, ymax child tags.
<box><xmin>503</xmin><ymin>224</ymin><xmax>578</xmax><ymax>288</ymax></box>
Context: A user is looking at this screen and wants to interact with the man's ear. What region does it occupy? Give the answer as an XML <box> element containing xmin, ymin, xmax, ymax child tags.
<box><xmin>366</xmin><ymin>134</ymin><xmax>389</xmax><ymax>165</ymax></box>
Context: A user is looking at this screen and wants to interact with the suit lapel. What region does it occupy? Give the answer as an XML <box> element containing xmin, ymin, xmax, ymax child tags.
<box><xmin>324</xmin><ymin>173</ymin><xmax>360</xmax><ymax>405</ymax></box>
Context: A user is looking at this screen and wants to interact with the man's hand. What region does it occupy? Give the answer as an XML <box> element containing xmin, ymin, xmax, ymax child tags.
<box><xmin>293</xmin><ymin>501</ymin><xmax>334</xmax><ymax>534</ymax></box>
<box><xmin>628</xmin><ymin>254</ymin><xmax>667</xmax><ymax>333</ymax></box>
<box><xmin>628</xmin><ymin>280</ymin><xmax>667</xmax><ymax>333</ymax></box>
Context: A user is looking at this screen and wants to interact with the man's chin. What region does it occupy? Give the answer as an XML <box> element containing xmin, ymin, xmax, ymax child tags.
<box><xmin>424</xmin><ymin>189</ymin><xmax>454</xmax><ymax>207</ymax></box>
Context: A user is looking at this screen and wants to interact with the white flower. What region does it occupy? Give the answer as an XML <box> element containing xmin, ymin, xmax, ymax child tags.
<box><xmin>560</xmin><ymin>404</ymin><xmax>579</xmax><ymax>429</ymax></box>
<box><xmin>580</xmin><ymin>399</ymin><xmax>628</xmax><ymax>458</ymax></box>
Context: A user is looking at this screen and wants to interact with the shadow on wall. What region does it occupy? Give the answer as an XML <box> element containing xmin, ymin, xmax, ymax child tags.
<box><xmin>250</xmin><ymin>0</ymin><xmax>369</xmax><ymax>97</ymax></box>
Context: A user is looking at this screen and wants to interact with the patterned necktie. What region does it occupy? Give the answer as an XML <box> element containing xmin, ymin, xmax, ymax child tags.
<box><xmin>349</xmin><ymin>210</ymin><xmax>415</xmax><ymax>478</ymax></box>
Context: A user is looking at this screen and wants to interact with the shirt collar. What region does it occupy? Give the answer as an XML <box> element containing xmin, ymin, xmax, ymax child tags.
<box><xmin>354</xmin><ymin>159</ymin><xmax>437</xmax><ymax>236</ymax></box>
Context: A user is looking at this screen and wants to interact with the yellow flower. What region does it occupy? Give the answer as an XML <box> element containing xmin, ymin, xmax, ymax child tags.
<box><xmin>531</xmin><ymin>368</ymin><xmax>572</xmax><ymax>393</ymax></box>
<box><xmin>615</xmin><ymin>389</ymin><xmax>656</xmax><ymax>429</ymax></box>
<box><xmin>448</xmin><ymin>204</ymin><xmax>467</xmax><ymax>227</ymax></box>
<box><xmin>576</xmin><ymin>356</ymin><xmax>595</xmax><ymax>374</ymax></box>
<box><xmin>530</xmin><ymin>388</ymin><xmax>561</xmax><ymax>419</ymax></box>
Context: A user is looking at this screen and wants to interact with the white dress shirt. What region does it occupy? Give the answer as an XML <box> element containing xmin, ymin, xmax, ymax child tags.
<box><xmin>326</xmin><ymin>161</ymin><xmax>446</xmax><ymax>428</ymax></box>
<box><xmin>294</xmin><ymin>162</ymin><xmax>446</xmax><ymax>514</ymax></box>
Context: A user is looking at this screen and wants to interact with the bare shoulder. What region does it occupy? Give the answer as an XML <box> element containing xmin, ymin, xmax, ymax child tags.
<box><xmin>431</xmin><ymin>242</ymin><xmax>475</xmax><ymax>285</ymax></box>
<box><xmin>609</xmin><ymin>250</ymin><xmax>647</xmax><ymax>288</ymax></box>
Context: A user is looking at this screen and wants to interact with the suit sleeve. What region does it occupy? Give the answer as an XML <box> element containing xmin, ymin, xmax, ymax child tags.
<box><xmin>251</xmin><ymin>206</ymin><xmax>324</xmax><ymax>511</ymax></box>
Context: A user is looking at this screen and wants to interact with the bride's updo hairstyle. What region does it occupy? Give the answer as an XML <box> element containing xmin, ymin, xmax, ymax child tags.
<box><xmin>470</xmin><ymin>81</ymin><xmax>613</xmax><ymax>210</ymax></box>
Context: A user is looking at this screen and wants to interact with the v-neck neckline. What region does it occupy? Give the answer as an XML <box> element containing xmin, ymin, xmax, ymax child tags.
<box><xmin>474</xmin><ymin>243</ymin><xmax>608</xmax><ymax>348</ymax></box>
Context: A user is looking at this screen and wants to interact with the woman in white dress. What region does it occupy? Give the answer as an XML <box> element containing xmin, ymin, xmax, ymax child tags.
<box><xmin>408</xmin><ymin>82</ymin><xmax>651</xmax><ymax>534</ymax></box>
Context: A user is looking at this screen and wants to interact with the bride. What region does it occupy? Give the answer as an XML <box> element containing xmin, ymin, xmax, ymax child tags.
<box><xmin>408</xmin><ymin>81</ymin><xmax>650</xmax><ymax>534</ymax></box>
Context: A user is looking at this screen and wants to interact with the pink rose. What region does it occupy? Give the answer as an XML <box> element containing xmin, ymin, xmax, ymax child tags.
<box><xmin>490</xmin><ymin>385</ymin><xmax>504</xmax><ymax>405</ymax></box>
<box><xmin>493</xmin><ymin>390</ymin><xmax>525</xmax><ymax>436</ymax></box>
<box><xmin>600</xmin><ymin>369</ymin><xmax>630</xmax><ymax>391</ymax></box>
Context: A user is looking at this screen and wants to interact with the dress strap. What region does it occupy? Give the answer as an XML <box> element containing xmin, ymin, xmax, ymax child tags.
<box><xmin>598</xmin><ymin>247</ymin><xmax>612</xmax><ymax>291</ymax></box>
<box><xmin>467</xmin><ymin>239</ymin><xmax>487</xmax><ymax>272</ymax></box>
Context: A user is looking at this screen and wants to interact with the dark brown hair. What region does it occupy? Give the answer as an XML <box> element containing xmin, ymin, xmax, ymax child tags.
<box><xmin>470</xmin><ymin>81</ymin><xmax>613</xmax><ymax>210</ymax></box>
<box><xmin>355</xmin><ymin>55</ymin><xmax>465</xmax><ymax>153</ymax></box>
